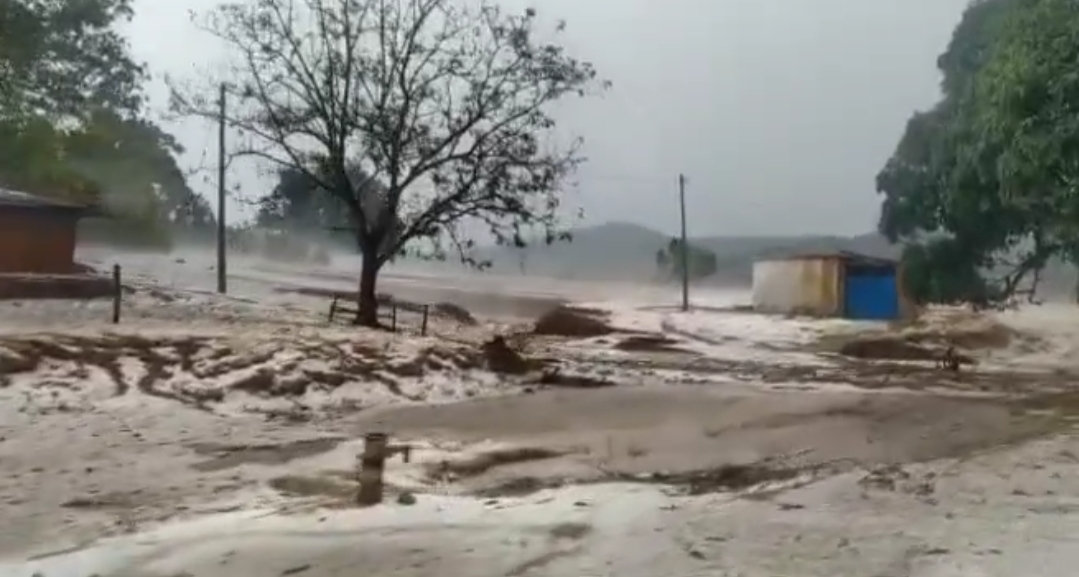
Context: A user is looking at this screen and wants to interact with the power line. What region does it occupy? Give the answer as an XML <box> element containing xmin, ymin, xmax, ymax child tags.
<box><xmin>578</xmin><ymin>173</ymin><xmax>680</xmax><ymax>185</ymax></box>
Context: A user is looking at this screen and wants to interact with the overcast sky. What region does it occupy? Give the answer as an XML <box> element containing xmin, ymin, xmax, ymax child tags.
<box><xmin>125</xmin><ymin>0</ymin><xmax>969</xmax><ymax>237</ymax></box>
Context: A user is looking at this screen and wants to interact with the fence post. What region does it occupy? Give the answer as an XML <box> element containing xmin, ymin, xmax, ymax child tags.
<box><xmin>328</xmin><ymin>295</ymin><xmax>338</xmax><ymax>321</ymax></box>
<box><xmin>391</xmin><ymin>303</ymin><xmax>397</xmax><ymax>332</ymax></box>
<box><xmin>421</xmin><ymin>304</ymin><xmax>429</xmax><ymax>336</ymax></box>
<box><xmin>111</xmin><ymin>264</ymin><xmax>121</xmax><ymax>324</ymax></box>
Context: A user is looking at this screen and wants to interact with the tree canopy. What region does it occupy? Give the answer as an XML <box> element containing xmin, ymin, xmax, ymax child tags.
<box><xmin>876</xmin><ymin>0</ymin><xmax>1079</xmax><ymax>303</ymax></box>
<box><xmin>172</xmin><ymin>0</ymin><xmax>606</xmax><ymax>325</ymax></box>
<box><xmin>0</xmin><ymin>0</ymin><xmax>146</xmax><ymax>121</ymax></box>
<box><xmin>256</xmin><ymin>162</ymin><xmax>401</xmax><ymax>255</ymax></box>
<box><xmin>0</xmin><ymin>0</ymin><xmax>212</xmax><ymax>248</ymax></box>
<box><xmin>68</xmin><ymin>109</ymin><xmax>214</xmax><ymax>227</ymax></box>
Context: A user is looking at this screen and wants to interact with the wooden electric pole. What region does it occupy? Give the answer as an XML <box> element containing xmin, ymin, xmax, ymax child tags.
<box><xmin>679</xmin><ymin>173</ymin><xmax>689</xmax><ymax>311</ymax></box>
<box><xmin>216</xmin><ymin>83</ymin><xmax>227</xmax><ymax>294</ymax></box>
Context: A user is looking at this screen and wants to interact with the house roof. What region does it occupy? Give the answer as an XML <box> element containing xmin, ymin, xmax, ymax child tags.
<box><xmin>0</xmin><ymin>187</ymin><xmax>100</xmax><ymax>214</ymax></box>
<box><xmin>757</xmin><ymin>249</ymin><xmax>897</xmax><ymax>266</ymax></box>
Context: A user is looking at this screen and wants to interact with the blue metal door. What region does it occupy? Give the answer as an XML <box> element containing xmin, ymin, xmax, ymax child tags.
<box><xmin>844</xmin><ymin>272</ymin><xmax>898</xmax><ymax>320</ymax></box>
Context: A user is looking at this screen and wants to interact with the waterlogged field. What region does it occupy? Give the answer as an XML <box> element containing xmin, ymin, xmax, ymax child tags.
<box><xmin>3</xmin><ymin>248</ymin><xmax>1079</xmax><ymax>576</ymax></box>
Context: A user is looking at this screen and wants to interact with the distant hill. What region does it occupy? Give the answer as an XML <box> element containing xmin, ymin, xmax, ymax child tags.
<box><xmin>474</xmin><ymin>221</ymin><xmax>903</xmax><ymax>284</ymax></box>
<box><xmin>466</xmin><ymin>221</ymin><xmax>1079</xmax><ymax>297</ymax></box>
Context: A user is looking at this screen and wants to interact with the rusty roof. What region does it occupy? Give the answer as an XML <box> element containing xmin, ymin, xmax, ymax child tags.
<box><xmin>757</xmin><ymin>249</ymin><xmax>897</xmax><ymax>266</ymax></box>
<box><xmin>0</xmin><ymin>187</ymin><xmax>99</xmax><ymax>213</ymax></box>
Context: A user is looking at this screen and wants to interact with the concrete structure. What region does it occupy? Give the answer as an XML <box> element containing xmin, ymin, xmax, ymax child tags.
<box><xmin>0</xmin><ymin>188</ymin><xmax>94</xmax><ymax>274</ymax></box>
<box><xmin>751</xmin><ymin>251</ymin><xmax>910</xmax><ymax>320</ymax></box>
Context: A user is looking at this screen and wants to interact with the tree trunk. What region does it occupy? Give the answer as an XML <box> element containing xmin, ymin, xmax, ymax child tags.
<box><xmin>355</xmin><ymin>251</ymin><xmax>381</xmax><ymax>327</ymax></box>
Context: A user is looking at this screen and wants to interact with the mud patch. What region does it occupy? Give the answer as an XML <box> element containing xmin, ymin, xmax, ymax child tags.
<box><xmin>474</xmin><ymin>460</ymin><xmax>829</xmax><ymax>499</ymax></box>
<box><xmin>432</xmin><ymin>302</ymin><xmax>477</xmax><ymax>325</ymax></box>
<box><xmin>505</xmin><ymin>547</ymin><xmax>582</xmax><ymax>577</ymax></box>
<box><xmin>427</xmin><ymin>446</ymin><xmax>571</xmax><ymax>480</ymax></box>
<box><xmin>901</xmin><ymin>312</ymin><xmax>1021</xmax><ymax>350</ymax></box>
<box><xmin>621</xmin><ymin>462</ymin><xmax>809</xmax><ymax>495</ymax></box>
<box><xmin>535</xmin><ymin>370</ymin><xmax>616</xmax><ymax>389</ymax></box>
<box><xmin>268</xmin><ymin>474</ymin><xmax>355</xmax><ymax>499</ymax></box>
<box><xmin>836</xmin><ymin>336</ymin><xmax>942</xmax><ymax>362</ymax></box>
<box><xmin>1011</xmin><ymin>392</ymin><xmax>1079</xmax><ymax>428</ymax></box>
<box><xmin>821</xmin><ymin>309</ymin><xmax>1038</xmax><ymax>364</ymax></box>
<box><xmin>481</xmin><ymin>336</ymin><xmax>534</xmax><ymax>374</ymax></box>
<box><xmin>475</xmin><ymin>477</ymin><xmax>566</xmax><ymax>498</ymax></box>
<box><xmin>60</xmin><ymin>491</ymin><xmax>140</xmax><ymax>510</ymax></box>
<box><xmin>189</xmin><ymin>438</ymin><xmax>345</xmax><ymax>472</ymax></box>
<box><xmin>547</xmin><ymin>522</ymin><xmax>592</xmax><ymax>540</ymax></box>
<box><xmin>533</xmin><ymin>306</ymin><xmax>614</xmax><ymax>337</ymax></box>
<box><xmin>614</xmin><ymin>335</ymin><xmax>693</xmax><ymax>354</ymax></box>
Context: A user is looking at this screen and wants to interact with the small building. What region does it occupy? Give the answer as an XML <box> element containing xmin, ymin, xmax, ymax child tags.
<box><xmin>0</xmin><ymin>188</ymin><xmax>95</xmax><ymax>274</ymax></box>
<box><xmin>751</xmin><ymin>250</ymin><xmax>911</xmax><ymax>320</ymax></box>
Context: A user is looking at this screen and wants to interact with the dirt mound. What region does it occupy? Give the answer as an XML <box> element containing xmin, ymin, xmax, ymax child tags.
<box><xmin>433</xmin><ymin>302</ymin><xmax>477</xmax><ymax>325</ymax></box>
<box><xmin>825</xmin><ymin>309</ymin><xmax>1025</xmax><ymax>363</ymax></box>
<box><xmin>836</xmin><ymin>335</ymin><xmax>976</xmax><ymax>365</ymax></box>
<box><xmin>426</xmin><ymin>446</ymin><xmax>568</xmax><ymax>480</ymax></box>
<box><xmin>481</xmin><ymin>336</ymin><xmax>531</xmax><ymax>374</ymax></box>
<box><xmin>614</xmin><ymin>335</ymin><xmax>690</xmax><ymax>354</ymax></box>
<box><xmin>536</xmin><ymin>370</ymin><xmax>616</xmax><ymax>389</ymax></box>
<box><xmin>838</xmin><ymin>337</ymin><xmax>940</xmax><ymax>362</ymax></box>
<box><xmin>893</xmin><ymin>308</ymin><xmax>1027</xmax><ymax>349</ymax></box>
<box><xmin>906</xmin><ymin>323</ymin><xmax>1014</xmax><ymax>349</ymax></box>
<box><xmin>636</xmin><ymin>462</ymin><xmax>806</xmax><ymax>495</ymax></box>
<box><xmin>533</xmin><ymin>306</ymin><xmax>614</xmax><ymax>337</ymax></box>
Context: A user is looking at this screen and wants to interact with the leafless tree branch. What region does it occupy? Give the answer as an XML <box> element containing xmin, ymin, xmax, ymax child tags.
<box><xmin>168</xmin><ymin>0</ymin><xmax>605</xmax><ymax>324</ymax></box>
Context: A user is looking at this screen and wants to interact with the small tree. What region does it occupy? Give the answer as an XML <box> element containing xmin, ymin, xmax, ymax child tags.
<box><xmin>257</xmin><ymin>161</ymin><xmax>403</xmax><ymax>253</ymax></box>
<box><xmin>656</xmin><ymin>238</ymin><xmax>717</xmax><ymax>282</ymax></box>
<box><xmin>170</xmin><ymin>0</ymin><xmax>606</xmax><ymax>326</ymax></box>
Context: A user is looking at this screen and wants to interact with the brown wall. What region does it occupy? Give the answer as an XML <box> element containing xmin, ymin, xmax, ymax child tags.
<box><xmin>0</xmin><ymin>209</ymin><xmax>79</xmax><ymax>274</ymax></box>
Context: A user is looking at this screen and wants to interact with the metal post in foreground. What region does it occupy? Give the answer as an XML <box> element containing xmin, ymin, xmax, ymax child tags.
<box><xmin>357</xmin><ymin>432</ymin><xmax>411</xmax><ymax>506</ymax></box>
<box><xmin>420</xmin><ymin>304</ymin><xmax>429</xmax><ymax>336</ymax></box>
<box><xmin>111</xmin><ymin>264</ymin><xmax>121</xmax><ymax>324</ymax></box>
<box><xmin>678</xmin><ymin>173</ymin><xmax>689</xmax><ymax>311</ymax></box>
<box><xmin>216</xmin><ymin>82</ymin><xmax>228</xmax><ymax>294</ymax></box>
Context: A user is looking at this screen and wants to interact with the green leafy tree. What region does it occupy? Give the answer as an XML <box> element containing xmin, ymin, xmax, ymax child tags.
<box><xmin>256</xmin><ymin>167</ymin><xmax>322</xmax><ymax>231</ymax></box>
<box><xmin>0</xmin><ymin>0</ymin><xmax>146</xmax><ymax>121</ymax></box>
<box><xmin>900</xmin><ymin>238</ymin><xmax>997</xmax><ymax>306</ymax></box>
<box><xmin>171</xmin><ymin>0</ymin><xmax>606</xmax><ymax>326</ymax></box>
<box><xmin>65</xmin><ymin>109</ymin><xmax>214</xmax><ymax>247</ymax></box>
<box><xmin>877</xmin><ymin>0</ymin><xmax>1079</xmax><ymax>304</ymax></box>
<box><xmin>0</xmin><ymin>0</ymin><xmax>209</xmax><ymax>248</ymax></box>
<box><xmin>66</xmin><ymin>109</ymin><xmax>213</xmax><ymax>227</ymax></box>
<box><xmin>0</xmin><ymin>116</ymin><xmax>98</xmax><ymax>201</ymax></box>
<box><xmin>257</xmin><ymin>162</ymin><xmax>405</xmax><ymax>257</ymax></box>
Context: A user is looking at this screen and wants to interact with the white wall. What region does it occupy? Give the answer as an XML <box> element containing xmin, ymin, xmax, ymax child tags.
<box><xmin>752</xmin><ymin>260</ymin><xmax>802</xmax><ymax>312</ymax></box>
<box><xmin>751</xmin><ymin>258</ymin><xmax>841</xmax><ymax>316</ymax></box>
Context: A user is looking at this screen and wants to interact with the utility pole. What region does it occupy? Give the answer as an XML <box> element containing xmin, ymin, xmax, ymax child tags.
<box><xmin>216</xmin><ymin>83</ymin><xmax>227</xmax><ymax>294</ymax></box>
<box><xmin>679</xmin><ymin>173</ymin><xmax>689</xmax><ymax>311</ymax></box>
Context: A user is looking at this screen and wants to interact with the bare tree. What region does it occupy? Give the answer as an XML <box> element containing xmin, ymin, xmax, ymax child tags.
<box><xmin>169</xmin><ymin>0</ymin><xmax>606</xmax><ymax>326</ymax></box>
